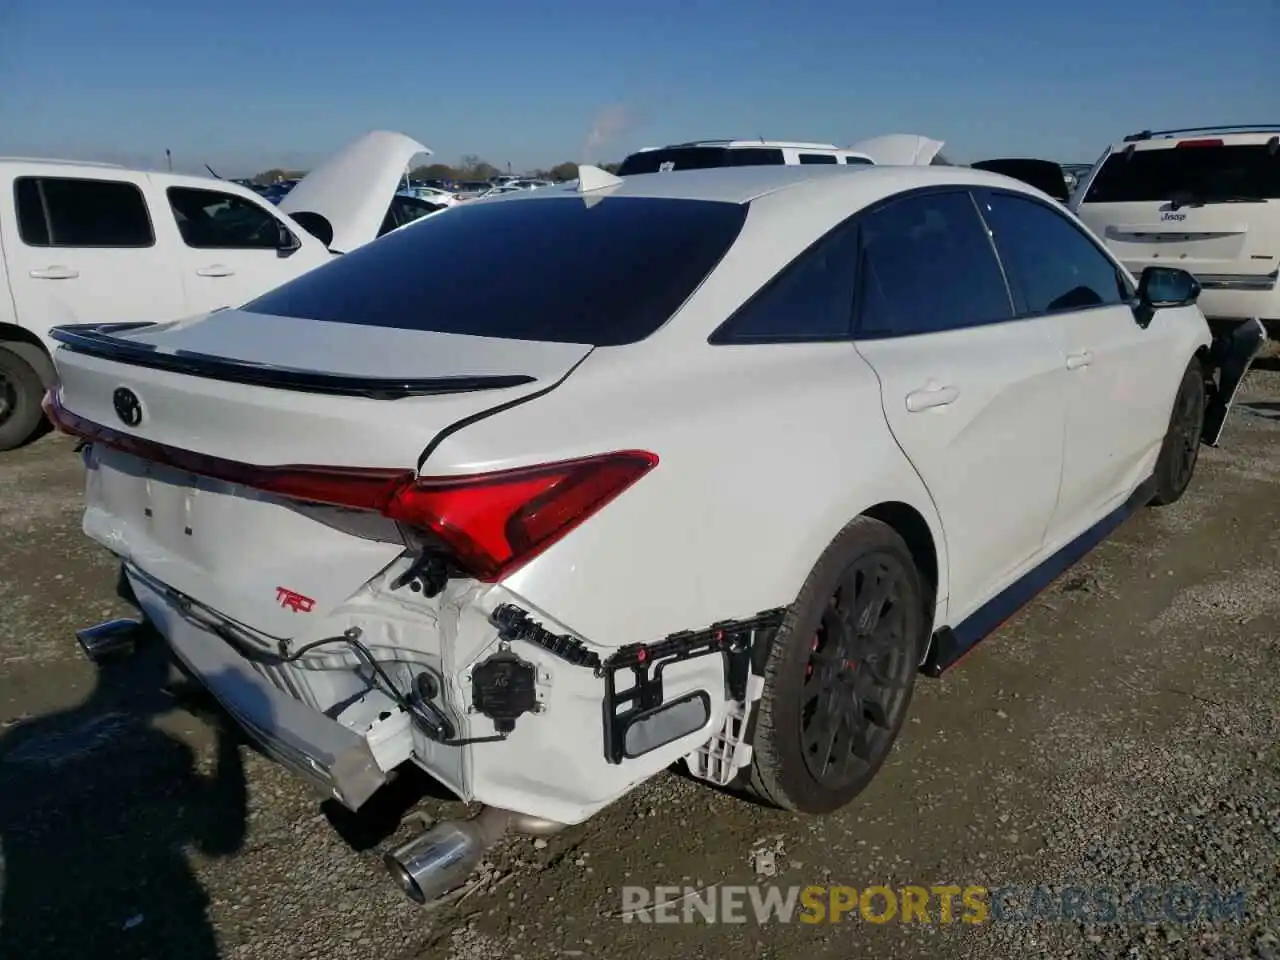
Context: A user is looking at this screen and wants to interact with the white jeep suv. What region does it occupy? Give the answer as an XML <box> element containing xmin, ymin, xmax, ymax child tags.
<box><xmin>1071</xmin><ymin>125</ymin><xmax>1280</xmax><ymax>336</ymax></box>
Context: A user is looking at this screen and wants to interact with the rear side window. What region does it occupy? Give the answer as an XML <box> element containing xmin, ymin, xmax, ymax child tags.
<box><xmin>856</xmin><ymin>191</ymin><xmax>1014</xmax><ymax>337</ymax></box>
<box><xmin>244</xmin><ymin>196</ymin><xmax>748</xmax><ymax>346</ymax></box>
<box><xmin>710</xmin><ymin>220</ymin><xmax>859</xmax><ymax>343</ymax></box>
<box><xmin>844</xmin><ymin>156</ymin><xmax>873</xmax><ymax>165</ymax></box>
<box><xmin>724</xmin><ymin>148</ymin><xmax>786</xmax><ymax>166</ymax></box>
<box><xmin>979</xmin><ymin>192</ymin><xmax>1130</xmax><ymax>315</ymax></box>
<box><xmin>14</xmin><ymin>176</ymin><xmax>154</xmax><ymax>248</ymax></box>
<box><xmin>618</xmin><ymin>147</ymin><xmax>728</xmax><ymax>175</ymax></box>
<box><xmin>1082</xmin><ymin>143</ymin><xmax>1280</xmax><ymax>203</ymax></box>
<box><xmin>618</xmin><ymin>147</ymin><xmax>787</xmax><ymax>174</ymax></box>
<box><xmin>799</xmin><ymin>153</ymin><xmax>838</xmax><ymax>164</ymax></box>
<box><xmin>167</xmin><ymin>187</ymin><xmax>289</xmax><ymax>250</ymax></box>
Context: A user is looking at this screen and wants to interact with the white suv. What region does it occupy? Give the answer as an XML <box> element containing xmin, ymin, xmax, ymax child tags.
<box><xmin>1070</xmin><ymin>125</ymin><xmax>1280</xmax><ymax>334</ymax></box>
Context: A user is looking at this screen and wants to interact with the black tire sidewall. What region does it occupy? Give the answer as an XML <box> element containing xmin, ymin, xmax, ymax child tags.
<box><xmin>750</xmin><ymin>517</ymin><xmax>927</xmax><ymax>814</ymax></box>
<box><xmin>0</xmin><ymin>348</ymin><xmax>46</xmax><ymax>452</ymax></box>
<box><xmin>1151</xmin><ymin>360</ymin><xmax>1205</xmax><ymax>506</ymax></box>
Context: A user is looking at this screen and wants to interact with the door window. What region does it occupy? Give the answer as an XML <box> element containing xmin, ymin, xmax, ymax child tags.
<box><xmin>799</xmin><ymin>153</ymin><xmax>839</xmax><ymax>164</ymax></box>
<box><xmin>856</xmin><ymin>191</ymin><xmax>1015</xmax><ymax>337</ymax></box>
<box><xmin>167</xmin><ymin>187</ymin><xmax>292</xmax><ymax>249</ymax></box>
<box><xmin>978</xmin><ymin>192</ymin><xmax>1130</xmax><ymax>315</ymax></box>
<box><xmin>14</xmin><ymin>176</ymin><xmax>154</xmax><ymax>247</ymax></box>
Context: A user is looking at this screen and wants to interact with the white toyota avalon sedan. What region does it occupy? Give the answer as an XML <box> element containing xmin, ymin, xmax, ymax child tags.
<box><xmin>45</xmin><ymin>161</ymin><xmax>1255</xmax><ymax>905</ymax></box>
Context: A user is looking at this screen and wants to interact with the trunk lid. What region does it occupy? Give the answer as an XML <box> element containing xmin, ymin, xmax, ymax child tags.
<box><xmin>278</xmin><ymin>131</ymin><xmax>432</xmax><ymax>254</ymax></box>
<box><xmin>971</xmin><ymin>158</ymin><xmax>1069</xmax><ymax>202</ymax></box>
<box><xmin>844</xmin><ymin>133</ymin><xmax>946</xmax><ymax>166</ymax></box>
<box><xmin>1078</xmin><ymin>208</ymin><xmax>1272</xmax><ymax>274</ymax></box>
<box><xmin>51</xmin><ymin>312</ymin><xmax>590</xmax><ymax>637</ymax></box>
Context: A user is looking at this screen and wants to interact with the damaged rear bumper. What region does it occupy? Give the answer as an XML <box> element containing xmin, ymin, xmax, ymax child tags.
<box><xmin>98</xmin><ymin>562</ymin><xmax>781</xmax><ymax>823</ymax></box>
<box><xmin>129</xmin><ymin>571</ymin><xmax>391</xmax><ymax>810</ymax></box>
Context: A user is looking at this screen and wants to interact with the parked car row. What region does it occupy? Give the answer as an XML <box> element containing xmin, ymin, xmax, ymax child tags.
<box><xmin>35</xmin><ymin>122</ymin><xmax>1269</xmax><ymax>908</ymax></box>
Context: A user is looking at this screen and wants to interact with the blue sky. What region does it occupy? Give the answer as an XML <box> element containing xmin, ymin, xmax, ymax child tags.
<box><xmin>1</xmin><ymin>0</ymin><xmax>1276</xmax><ymax>177</ymax></box>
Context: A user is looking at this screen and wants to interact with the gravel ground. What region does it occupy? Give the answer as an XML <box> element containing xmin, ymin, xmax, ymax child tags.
<box><xmin>1</xmin><ymin>359</ymin><xmax>1277</xmax><ymax>960</ymax></box>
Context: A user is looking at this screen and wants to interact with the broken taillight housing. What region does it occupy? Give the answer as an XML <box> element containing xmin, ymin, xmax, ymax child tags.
<box><xmin>381</xmin><ymin>452</ymin><xmax>659</xmax><ymax>580</ymax></box>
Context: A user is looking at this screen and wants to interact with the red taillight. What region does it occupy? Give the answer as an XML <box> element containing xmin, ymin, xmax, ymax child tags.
<box><xmin>48</xmin><ymin>391</ymin><xmax>656</xmax><ymax>582</ymax></box>
<box><xmin>1176</xmin><ymin>138</ymin><xmax>1223</xmax><ymax>148</ymax></box>
<box><xmin>384</xmin><ymin>452</ymin><xmax>658</xmax><ymax>580</ymax></box>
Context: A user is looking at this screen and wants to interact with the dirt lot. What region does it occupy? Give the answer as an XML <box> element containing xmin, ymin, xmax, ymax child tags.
<box><xmin>1</xmin><ymin>362</ymin><xmax>1278</xmax><ymax>960</ymax></box>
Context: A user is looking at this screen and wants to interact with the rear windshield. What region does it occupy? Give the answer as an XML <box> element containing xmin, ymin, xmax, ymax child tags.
<box><xmin>244</xmin><ymin>196</ymin><xmax>748</xmax><ymax>346</ymax></box>
<box><xmin>1082</xmin><ymin>143</ymin><xmax>1280</xmax><ymax>204</ymax></box>
<box><xmin>617</xmin><ymin>146</ymin><xmax>785</xmax><ymax>175</ymax></box>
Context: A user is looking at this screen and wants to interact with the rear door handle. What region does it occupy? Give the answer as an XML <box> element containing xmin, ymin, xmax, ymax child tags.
<box><xmin>1066</xmin><ymin>350</ymin><xmax>1093</xmax><ymax>370</ymax></box>
<box><xmin>905</xmin><ymin>384</ymin><xmax>959</xmax><ymax>412</ymax></box>
<box><xmin>196</xmin><ymin>265</ymin><xmax>235</xmax><ymax>277</ymax></box>
<box><xmin>28</xmin><ymin>266</ymin><xmax>79</xmax><ymax>280</ymax></box>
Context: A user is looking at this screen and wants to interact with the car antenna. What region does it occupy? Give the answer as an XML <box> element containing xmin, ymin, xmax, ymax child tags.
<box><xmin>204</xmin><ymin>163</ymin><xmax>222</xmax><ymax>179</ymax></box>
<box><xmin>576</xmin><ymin>164</ymin><xmax>623</xmax><ymax>193</ymax></box>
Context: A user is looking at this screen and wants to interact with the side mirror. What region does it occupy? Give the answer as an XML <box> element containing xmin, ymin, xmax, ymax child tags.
<box><xmin>1134</xmin><ymin>266</ymin><xmax>1200</xmax><ymax>328</ymax></box>
<box><xmin>276</xmin><ymin>221</ymin><xmax>301</xmax><ymax>257</ymax></box>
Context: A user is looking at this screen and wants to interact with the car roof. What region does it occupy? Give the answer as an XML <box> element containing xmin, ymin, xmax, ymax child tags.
<box><xmin>0</xmin><ymin>156</ymin><xmax>128</xmax><ymax>170</ymax></box>
<box><xmin>653</xmin><ymin>139</ymin><xmax>845</xmax><ymax>151</ymax></box>
<box><xmin>0</xmin><ymin>157</ymin><xmax>282</xmax><ymax>200</ymax></box>
<box><xmin>482</xmin><ymin>163</ymin><xmax>1041</xmax><ymax>207</ymax></box>
<box><xmin>1112</xmin><ymin>125</ymin><xmax>1280</xmax><ymax>150</ymax></box>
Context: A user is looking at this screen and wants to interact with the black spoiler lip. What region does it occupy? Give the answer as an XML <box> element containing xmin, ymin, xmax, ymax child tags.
<box><xmin>48</xmin><ymin>322</ymin><xmax>537</xmax><ymax>400</ymax></box>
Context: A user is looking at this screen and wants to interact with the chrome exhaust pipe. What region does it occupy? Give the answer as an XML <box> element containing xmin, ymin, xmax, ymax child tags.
<box><xmin>384</xmin><ymin>806</ymin><xmax>568</xmax><ymax>904</ymax></box>
<box><xmin>75</xmin><ymin>618</ymin><xmax>148</xmax><ymax>663</ymax></box>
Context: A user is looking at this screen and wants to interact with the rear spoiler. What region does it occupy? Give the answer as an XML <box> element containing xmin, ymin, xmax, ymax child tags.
<box><xmin>970</xmin><ymin>158</ymin><xmax>1069</xmax><ymax>202</ymax></box>
<box><xmin>48</xmin><ymin>323</ymin><xmax>535</xmax><ymax>400</ymax></box>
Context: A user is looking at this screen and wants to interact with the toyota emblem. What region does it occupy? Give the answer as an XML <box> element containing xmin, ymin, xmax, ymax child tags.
<box><xmin>112</xmin><ymin>387</ymin><xmax>143</xmax><ymax>427</ymax></box>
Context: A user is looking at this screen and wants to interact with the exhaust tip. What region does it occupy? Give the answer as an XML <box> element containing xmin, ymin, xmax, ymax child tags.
<box><xmin>383</xmin><ymin>819</ymin><xmax>490</xmax><ymax>905</ymax></box>
<box><xmin>383</xmin><ymin>851</ymin><xmax>429</xmax><ymax>905</ymax></box>
<box><xmin>76</xmin><ymin>618</ymin><xmax>148</xmax><ymax>663</ymax></box>
<box><xmin>382</xmin><ymin>807</ymin><xmax>570</xmax><ymax>905</ymax></box>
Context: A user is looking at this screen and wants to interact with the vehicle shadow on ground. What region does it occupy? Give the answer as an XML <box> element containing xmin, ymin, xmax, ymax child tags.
<box><xmin>0</xmin><ymin>645</ymin><xmax>253</xmax><ymax>960</ymax></box>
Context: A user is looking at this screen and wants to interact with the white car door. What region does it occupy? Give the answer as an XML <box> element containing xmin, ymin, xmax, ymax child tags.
<box><xmin>0</xmin><ymin>169</ymin><xmax>186</xmax><ymax>340</ymax></box>
<box><xmin>161</xmin><ymin>183</ymin><xmax>329</xmax><ymax>314</ymax></box>
<box><xmin>852</xmin><ymin>190</ymin><xmax>1068</xmax><ymax>620</ymax></box>
<box><xmin>975</xmin><ymin>188</ymin><xmax>1176</xmax><ymax>542</ymax></box>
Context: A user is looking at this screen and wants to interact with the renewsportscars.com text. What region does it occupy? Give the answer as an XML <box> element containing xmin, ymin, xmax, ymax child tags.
<box><xmin>620</xmin><ymin>884</ymin><xmax>1248</xmax><ymax>925</ymax></box>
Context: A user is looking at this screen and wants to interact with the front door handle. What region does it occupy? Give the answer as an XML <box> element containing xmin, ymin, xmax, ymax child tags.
<box><xmin>905</xmin><ymin>384</ymin><xmax>960</xmax><ymax>412</ymax></box>
<box><xmin>196</xmin><ymin>265</ymin><xmax>235</xmax><ymax>277</ymax></box>
<box><xmin>29</xmin><ymin>265</ymin><xmax>79</xmax><ymax>280</ymax></box>
<box><xmin>1066</xmin><ymin>350</ymin><xmax>1093</xmax><ymax>370</ymax></box>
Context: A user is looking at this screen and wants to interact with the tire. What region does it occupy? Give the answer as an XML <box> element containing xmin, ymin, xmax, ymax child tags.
<box><xmin>1149</xmin><ymin>359</ymin><xmax>1206</xmax><ymax>507</ymax></box>
<box><xmin>743</xmin><ymin>516</ymin><xmax>929</xmax><ymax>814</ymax></box>
<box><xmin>0</xmin><ymin>347</ymin><xmax>47</xmax><ymax>452</ymax></box>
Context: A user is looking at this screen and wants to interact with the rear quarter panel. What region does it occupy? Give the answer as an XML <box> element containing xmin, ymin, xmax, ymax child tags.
<box><xmin>424</xmin><ymin>342</ymin><xmax>949</xmax><ymax>650</ymax></box>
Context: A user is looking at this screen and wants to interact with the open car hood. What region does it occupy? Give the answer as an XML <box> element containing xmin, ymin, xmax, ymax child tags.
<box><xmin>971</xmin><ymin>158</ymin><xmax>1069</xmax><ymax>202</ymax></box>
<box><xmin>845</xmin><ymin>133</ymin><xmax>946</xmax><ymax>166</ymax></box>
<box><xmin>278</xmin><ymin>131</ymin><xmax>431</xmax><ymax>253</ymax></box>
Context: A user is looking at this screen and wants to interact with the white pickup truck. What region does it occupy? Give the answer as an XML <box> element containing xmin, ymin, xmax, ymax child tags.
<box><xmin>0</xmin><ymin>131</ymin><xmax>437</xmax><ymax>450</ymax></box>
